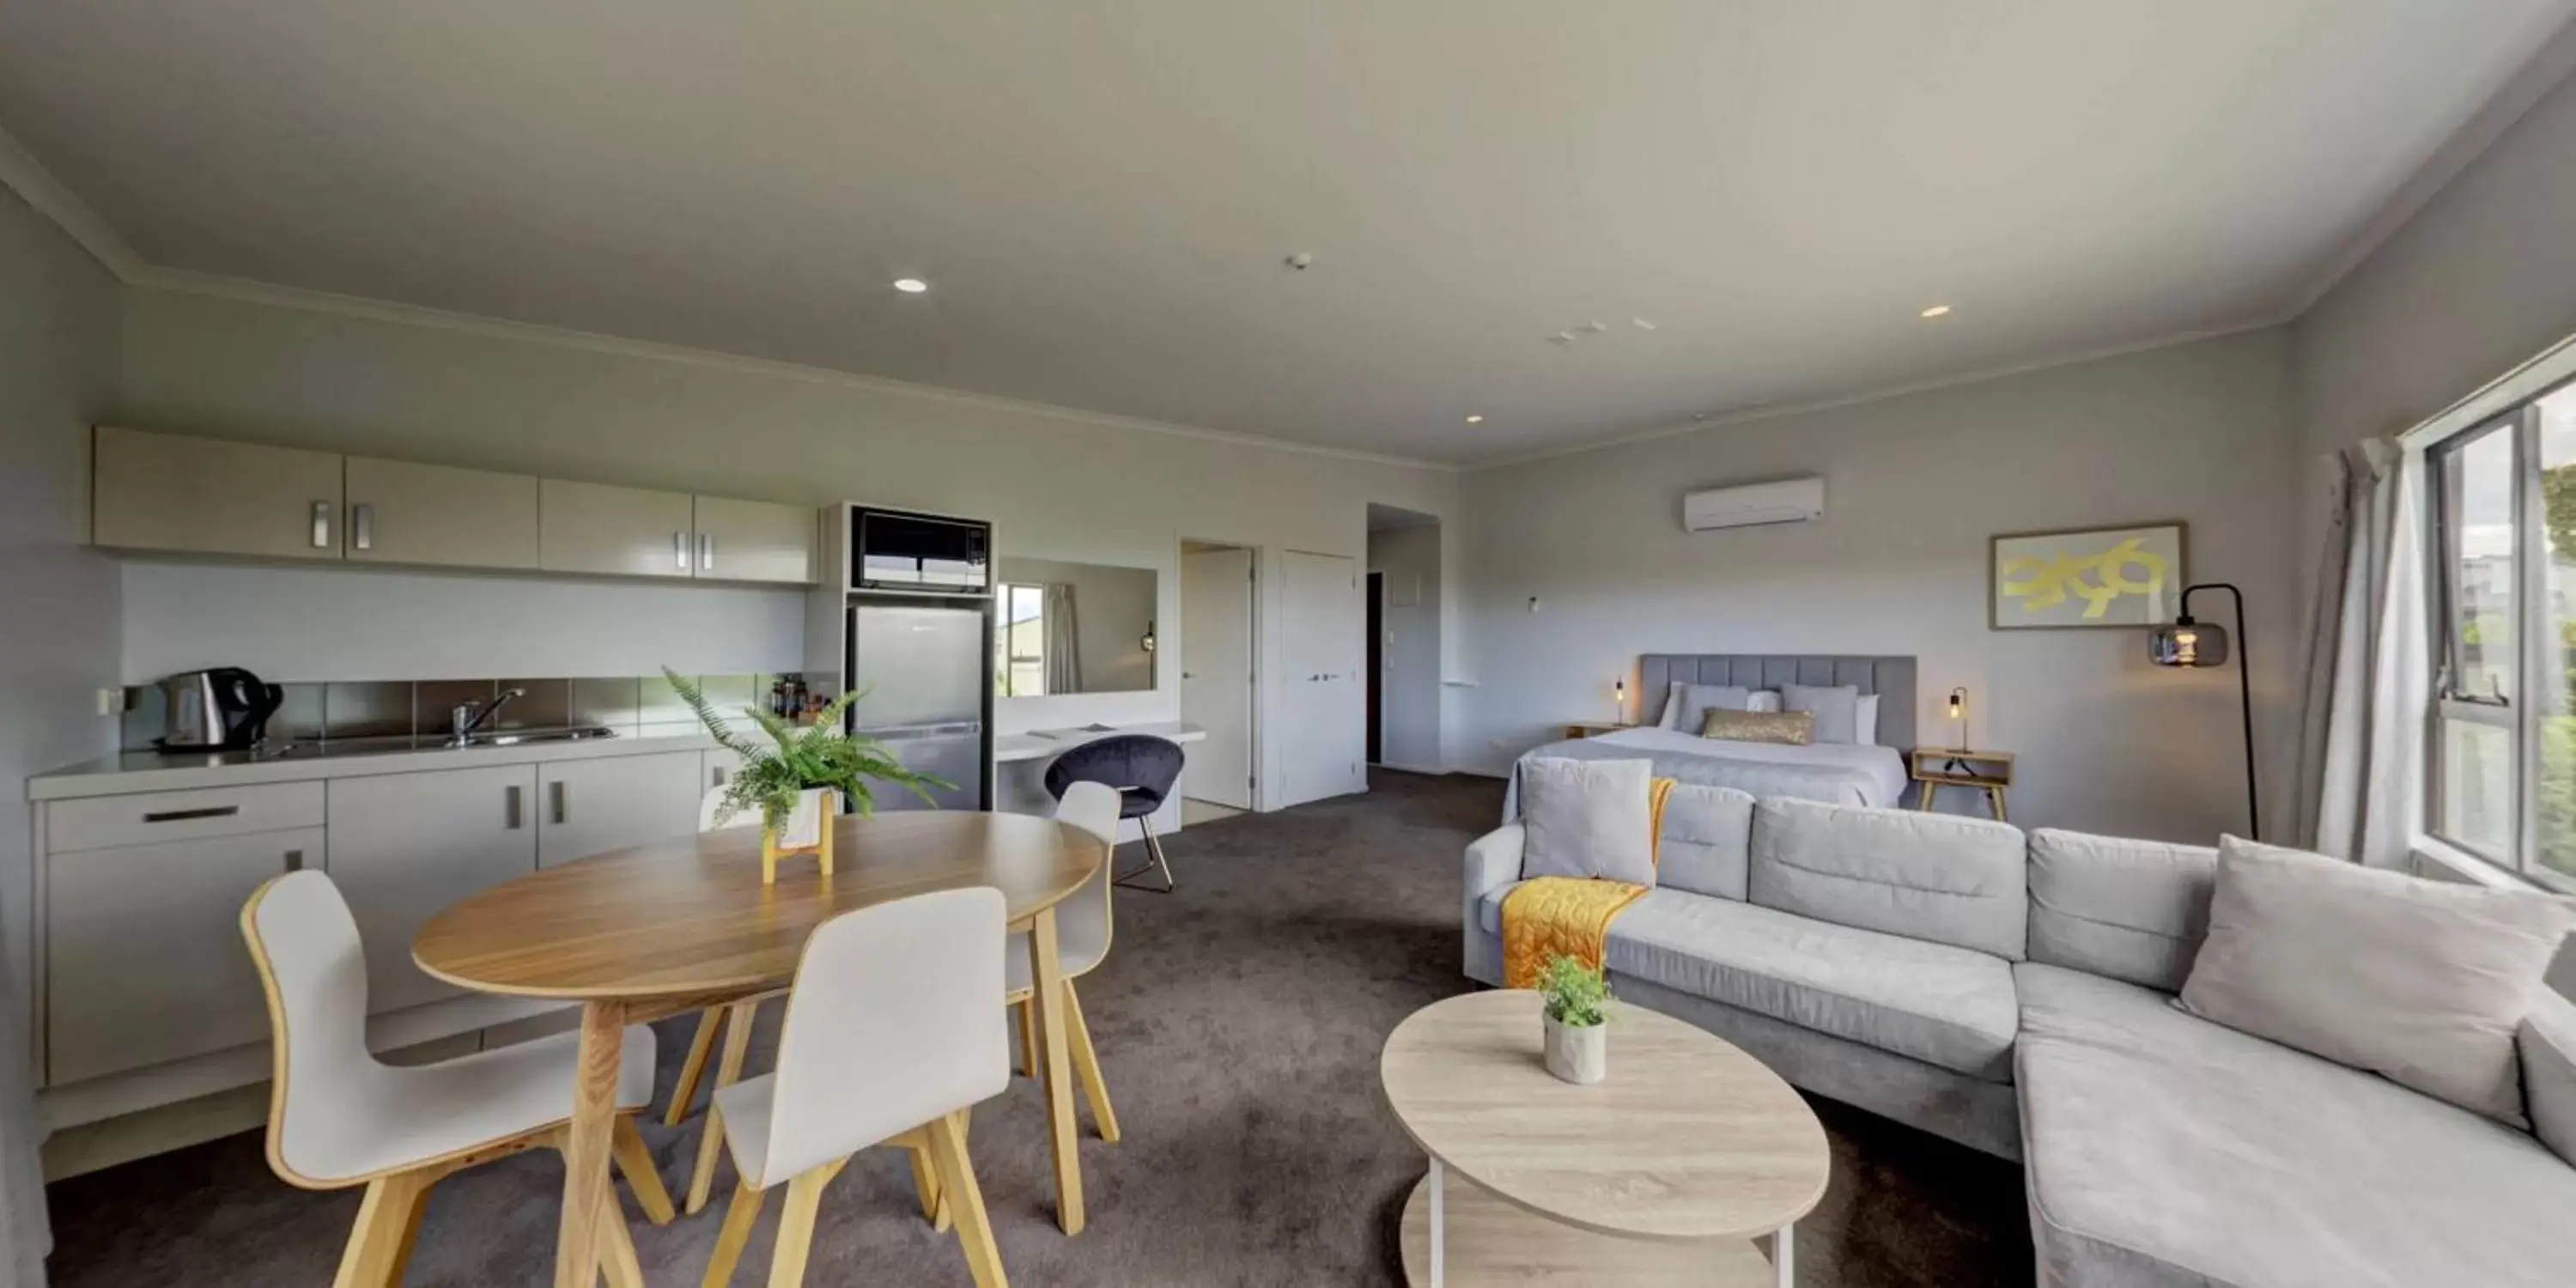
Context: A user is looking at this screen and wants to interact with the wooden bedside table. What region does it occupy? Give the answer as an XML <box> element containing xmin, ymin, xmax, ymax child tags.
<box><xmin>1563</xmin><ymin>721</ymin><xmax>1634</xmax><ymax>740</ymax></box>
<box><xmin>1910</xmin><ymin>748</ymin><xmax>2014</xmax><ymax>821</ymax></box>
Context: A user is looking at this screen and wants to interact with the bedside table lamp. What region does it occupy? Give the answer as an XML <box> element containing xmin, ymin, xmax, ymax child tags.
<box><xmin>1613</xmin><ymin>676</ymin><xmax>1626</xmax><ymax>726</ymax></box>
<box><xmin>2148</xmin><ymin>581</ymin><xmax>2257</xmax><ymax>839</ymax></box>
<box><xmin>1946</xmin><ymin>687</ymin><xmax>1969</xmax><ymax>753</ymax></box>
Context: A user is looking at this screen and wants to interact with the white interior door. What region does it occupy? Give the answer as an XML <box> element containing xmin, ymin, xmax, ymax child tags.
<box><xmin>1182</xmin><ymin>547</ymin><xmax>1255</xmax><ymax>808</ymax></box>
<box><xmin>1281</xmin><ymin>550</ymin><xmax>1364</xmax><ymax>806</ymax></box>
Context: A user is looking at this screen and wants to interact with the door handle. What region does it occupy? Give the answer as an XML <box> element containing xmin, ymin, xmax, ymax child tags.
<box><xmin>505</xmin><ymin>784</ymin><xmax>523</xmax><ymax>829</ymax></box>
<box><xmin>550</xmin><ymin>780</ymin><xmax>568</xmax><ymax>825</ymax></box>
<box><xmin>311</xmin><ymin>501</ymin><xmax>332</xmax><ymax>549</ymax></box>
<box><xmin>699</xmin><ymin>532</ymin><xmax>714</xmax><ymax>571</ymax></box>
<box><xmin>674</xmin><ymin>531</ymin><xmax>689</xmax><ymax>571</ymax></box>
<box><xmin>352</xmin><ymin>502</ymin><xmax>374</xmax><ymax>551</ymax></box>
<box><xmin>143</xmin><ymin>805</ymin><xmax>239</xmax><ymax>823</ymax></box>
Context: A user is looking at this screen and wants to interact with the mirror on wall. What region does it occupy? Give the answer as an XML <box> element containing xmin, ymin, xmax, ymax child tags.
<box><xmin>993</xmin><ymin>557</ymin><xmax>1159</xmax><ymax>696</ymax></box>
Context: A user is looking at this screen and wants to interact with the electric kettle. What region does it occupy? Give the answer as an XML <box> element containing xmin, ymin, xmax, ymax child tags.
<box><xmin>156</xmin><ymin>668</ymin><xmax>284</xmax><ymax>750</ymax></box>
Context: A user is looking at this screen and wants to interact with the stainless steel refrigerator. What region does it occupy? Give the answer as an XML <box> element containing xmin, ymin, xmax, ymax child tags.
<box><xmin>845</xmin><ymin>593</ymin><xmax>993</xmax><ymax>811</ymax></box>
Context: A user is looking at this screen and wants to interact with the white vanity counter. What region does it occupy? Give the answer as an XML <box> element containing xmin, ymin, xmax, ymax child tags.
<box><xmin>993</xmin><ymin>720</ymin><xmax>1206</xmax><ymax>763</ymax></box>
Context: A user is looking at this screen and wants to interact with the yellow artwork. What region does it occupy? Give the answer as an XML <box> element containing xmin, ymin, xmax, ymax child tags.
<box><xmin>1991</xmin><ymin>524</ymin><xmax>2184</xmax><ymax>629</ymax></box>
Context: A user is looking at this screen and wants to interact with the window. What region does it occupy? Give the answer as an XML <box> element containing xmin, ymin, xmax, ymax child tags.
<box><xmin>2427</xmin><ymin>379</ymin><xmax>2576</xmax><ymax>890</ymax></box>
<box><xmin>997</xmin><ymin>583</ymin><xmax>1046</xmax><ymax>696</ymax></box>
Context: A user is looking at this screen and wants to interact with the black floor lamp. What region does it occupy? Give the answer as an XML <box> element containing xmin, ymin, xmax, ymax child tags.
<box><xmin>2147</xmin><ymin>582</ymin><xmax>2257</xmax><ymax>838</ymax></box>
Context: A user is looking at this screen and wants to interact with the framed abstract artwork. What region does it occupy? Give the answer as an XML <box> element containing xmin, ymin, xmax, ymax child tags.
<box><xmin>1990</xmin><ymin>522</ymin><xmax>2186</xmax><ymax>629</ymax></box>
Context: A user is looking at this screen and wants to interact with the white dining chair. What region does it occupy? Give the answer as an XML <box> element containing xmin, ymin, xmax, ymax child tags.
<box><xmin>665</xmin><ymin>783</ymin><xmax>796</xmax><ymax>1213</ymax></box>
<box><xmin>240</xmin><ymin>870</ymin><xmax>672</xmax><ymax>1288</ymax></box>
<box><xmin>1007</xmin><ymin>781</ymin><xmax>1122</xmax><ymax>1141</ymax></box>
<box><xmin>699</xmin><ymin>888</ymin><xmax>1013</xmax><ymax>1288</ymax></box>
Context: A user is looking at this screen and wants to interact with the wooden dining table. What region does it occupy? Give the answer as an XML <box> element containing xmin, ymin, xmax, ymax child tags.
<box><xmin>414</xmin><ymin>810</ymin><xmax>1104</xmax><ymax>1288</ymax></box>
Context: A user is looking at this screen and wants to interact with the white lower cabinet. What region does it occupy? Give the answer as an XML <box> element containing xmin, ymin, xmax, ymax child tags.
<box><xmin>538</xmin><ymin>751</ymin><xmax>703</xmax><ymax>867</ymax></box>
<box><xmin>46</xmin><ymin>827</ymin><xmax>322</xmax><ymax>1084</ymax></box>
<box><xmin>702</xmin><ymin>748</ymin><xmax>743</xmax><ymax>793</ymax></box>
<box><xmin>327</xmin><ymin>765</ymin><xmax>539</xmax><ymax>1012</ymax></box>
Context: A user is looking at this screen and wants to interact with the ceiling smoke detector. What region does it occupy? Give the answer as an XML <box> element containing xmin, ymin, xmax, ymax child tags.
<box><xmin>1285</xmin><ymin>252</ymin><xmax>1315</xmax><ymax>271</ymax></box>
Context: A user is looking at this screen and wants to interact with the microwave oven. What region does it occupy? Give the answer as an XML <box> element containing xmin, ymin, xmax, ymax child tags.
<box><xmin>851</xmin><ymin>507</ymin><xmax>991</xmax><ymax>593</ymax></box>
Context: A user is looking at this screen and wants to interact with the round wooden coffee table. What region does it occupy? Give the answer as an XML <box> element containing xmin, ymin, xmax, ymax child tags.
<box><xmin>1380</xmin><ymin>990</ymin><xmax>1829</xmax><ymax>1286</ymax></box>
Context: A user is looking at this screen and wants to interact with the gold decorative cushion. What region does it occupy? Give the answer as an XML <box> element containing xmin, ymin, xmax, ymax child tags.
<box><xmin>1699</xmin><ymin>708</ymin><xmax>1814</xmax><ymax>745</ymax></box>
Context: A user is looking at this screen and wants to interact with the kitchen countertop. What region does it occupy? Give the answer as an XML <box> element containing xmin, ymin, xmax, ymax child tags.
<box><xmin>28</xmin><ymin>729</ymin><xmax>732</xmax><ymax>801</ymax></box>
<box><xmin>31</xmin><ymin>720</ymin><xmax>1211</xmax><ymax>800</ymax></box>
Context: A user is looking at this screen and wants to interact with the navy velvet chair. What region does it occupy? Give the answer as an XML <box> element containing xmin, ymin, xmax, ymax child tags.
<box><xmin>1042</xmin><ymin>734</ymin><xmax>1187</xmax><ymax>892</ymax></box>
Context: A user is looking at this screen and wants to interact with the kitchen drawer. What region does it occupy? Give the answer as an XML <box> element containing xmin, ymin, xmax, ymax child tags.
<box><xmin>46</xmin><ymin>781</ymin><xmax>326</xmax><ymax>854</ymax></box>
<box><xmin>47</xmin><ymin>826</ymin><xmax>319</xmax><ymax>1084</ymax></box>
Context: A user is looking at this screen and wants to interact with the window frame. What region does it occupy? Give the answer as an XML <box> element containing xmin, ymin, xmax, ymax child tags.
<box><xmin>996</xmin><ymin>581</ymin><xmax>1047</xmax><ymax>697</ymax></box>
<box><xmin>2422</xmin><ymin>386</ymin><xmax>2576</xmax><ymax>891</ymax></box>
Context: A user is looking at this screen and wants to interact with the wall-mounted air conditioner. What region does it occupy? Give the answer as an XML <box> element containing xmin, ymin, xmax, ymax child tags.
<box><xmin>1680</xmin><ymin>477</ymin><xmax>1826</xmax><ymax>532</ymax></box>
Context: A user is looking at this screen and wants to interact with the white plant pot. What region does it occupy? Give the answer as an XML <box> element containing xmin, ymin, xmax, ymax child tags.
<box><xmin>1543</xmin><ymin>1012</ymin><xmax>1606</xmax><ymax>1085</ymax></box>
<box><xmin>776</xmin><ymin>787</ymin><xmax>838</xmax><ymax>849</ymax></box>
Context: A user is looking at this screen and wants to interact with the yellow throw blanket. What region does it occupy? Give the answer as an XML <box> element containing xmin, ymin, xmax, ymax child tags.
<box><xmin>1501</xmin><ymin>778</ymin><xmax>1674</xmax><ymax>988</ymax></box>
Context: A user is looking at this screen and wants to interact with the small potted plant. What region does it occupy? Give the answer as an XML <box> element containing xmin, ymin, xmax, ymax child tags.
<box><xmin>1538</xmin><ymin>952</ymin><xmax>1611</xmax><ymax>1085</ymax></box>
<box><xmin>668</xmin><ymin>669</ymin><xmax>948</xmax><ymax>882</ymax></box>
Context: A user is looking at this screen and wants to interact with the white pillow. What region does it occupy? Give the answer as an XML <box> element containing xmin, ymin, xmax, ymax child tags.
<box><xmin>1855</xmin><ymin>694</ymin><xmax>1879</xmax><ymax>745</ymax></box>
<box><xmin>1747</xmin><ymin>690</ymin><xmax>1784</xmax><ymax>714</ymax></box>
<box><xmin>1655</xmin><ymin>682</ymin><xmax>1687</xmax><ymax>730</ymax></box>
<box><xmin>1518</xmin><ymin>757</ymin><xmax>1656</xmax><ymax>887</ymax></box>
<box><xmin>2178</xmin><ymin>836</ymin><xmax>2576</xmax><ymax>1127</ymax></box>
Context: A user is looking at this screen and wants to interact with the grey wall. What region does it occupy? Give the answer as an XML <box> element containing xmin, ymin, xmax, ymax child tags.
<box><xmin>2293</xmin><ymin>62</ymin><xmax>2576</xmax><ymax>461</ymax></box>
<box><xmin>1460</xmin><ymin>330</ymin><xmax>2298</xmax><ymax>843</ymax></box>
<box><xmin>0</xmin><ymin>180</ymin><xmax>119</xmax><ymax>1269</ymax></box>
<box><xmin>1367</xmin><ymin>522</ymin><xmax>1444</xmax><ymax>771</ymax></box>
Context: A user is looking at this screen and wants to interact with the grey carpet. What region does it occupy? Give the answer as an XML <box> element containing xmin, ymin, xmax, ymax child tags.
<box><xmin>44</xmin><ymin>770</ymin><xmax>2032</xmax><ymax>1285</ymax></box>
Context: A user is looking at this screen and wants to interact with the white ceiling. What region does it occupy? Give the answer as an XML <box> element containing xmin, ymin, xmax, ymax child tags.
<box><xmin>2</xmin><ymin>2</ymin><xmax>2570</xmax><ymax>466</ymax></box>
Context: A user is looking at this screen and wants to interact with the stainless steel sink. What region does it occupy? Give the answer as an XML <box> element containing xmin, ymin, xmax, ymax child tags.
<box><xmin>455</xmin><ymin>726</ymin><xmax>620</xmax><ymax>748</ymax></box>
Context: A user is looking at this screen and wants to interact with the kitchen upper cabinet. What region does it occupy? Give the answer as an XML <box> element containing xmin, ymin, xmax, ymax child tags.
<box><xmin>538</xmin><ymin>751</ymin><xmax>703</xmax><ymax>867</ymax></box>
<box><xmin>692</xmin><ymin>495</ymin><xmax>819</xmax><ymax>584</ymax></box>
<box><xmin>92</xmin><ymin>426</ymin><xmax>344</xmax><ymax>560</ymax></box>
<box><xmin>344</xmin><ymin>456</ymin><xmax>540</xmax><ymax>569</ymax></box>
<box><xmin>539</xmin><ymin>479</ymin><xmax>696</xmax><ymax>578</ymax></box>
<box><xmin>327</xmin><ymin>765</ymin><xmax>538</xmax><ymax>1013</ymax></box>
<box><xmin>47</xmin><ymin>827</ymin><xmax>319</xmax><ymax>1084</ymax></box>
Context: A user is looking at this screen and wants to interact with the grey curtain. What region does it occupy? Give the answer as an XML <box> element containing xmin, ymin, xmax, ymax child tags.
<box><xmin>1043</xmin><ymin>583</ymin><xmax>1082</xmax><ymax>694</ymax></box>
<box><xmin>2294</xmin><ymin>438</ymin><xmax>2426</xmax><ymax>866</ymax></box>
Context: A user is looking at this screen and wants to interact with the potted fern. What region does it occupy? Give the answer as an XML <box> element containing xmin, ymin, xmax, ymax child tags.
<box><xmin>1538</xmin><ymin>952</ymin><xmax>1611</xmax><ymax>1084</ymax></box>
<box><xmin>667</xmin><ymin>669</ymin><xmax>949</xmax><ymax>883</ymax></box>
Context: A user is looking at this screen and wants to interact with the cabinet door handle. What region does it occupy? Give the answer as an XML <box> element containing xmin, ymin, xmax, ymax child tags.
<box><xmin>550</xmin><ymin>780</ymin><xmax>568</xmax><ymax>825</ymax></box>
<box><xmin>284</xmin><ymin>848</ymin><xmax>305</xmax><ymax>872</ymax></box>
<box><xmin>143</xmin><ymin>805</ymin><xmax>239</xmax><ymax>823</ymax></box>
<box><xmin>352</xmin><ymin>502</ymin><xmax>374</xmax><ymax>551</ymax></box>
<box><xmin>699</xmin><ymin>532</ymin><xmax>714</xmax><ymax>571</ymax></box>
<box><xmin>311</xmin><ymin>501</ymin><xmax>332</xmax><ymax>549</ymax></box>
<box><xmin>711</xmin><ymin>765</ymin><xmax>727</xmax><ymax>787</ymax></box>
<box><xmin>505</xmin><ymin>785</ymin><xmax>523</xmax><ymax>830</ymax></box>
<box><xmin>674</xmin><ymin>531</ymin><xmax>689</xmax><ymax>571</ymax></box>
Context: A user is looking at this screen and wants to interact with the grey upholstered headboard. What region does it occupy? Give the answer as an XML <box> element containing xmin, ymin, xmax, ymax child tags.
<box><xmin>1637</xmin><ymin>654</ymin><xmax>1918</xmax><ymax>750</ymax></box>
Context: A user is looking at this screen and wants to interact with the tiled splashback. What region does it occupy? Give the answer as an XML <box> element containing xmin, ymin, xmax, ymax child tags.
<box><xmin>121</xmin><ymin>674</ymin><xmax>799</xmax><ymax>750</ymax></box>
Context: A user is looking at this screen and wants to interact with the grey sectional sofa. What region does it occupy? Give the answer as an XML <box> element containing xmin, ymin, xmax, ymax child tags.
<box><xmin>1461</xmin><ymin>788</ymin><xmax>2576</xmax><ymax>1287</ymax></box>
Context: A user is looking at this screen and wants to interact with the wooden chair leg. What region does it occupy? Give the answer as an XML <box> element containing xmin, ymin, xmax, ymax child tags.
<box><xmin>927</xmin><ymin>1111</ymin><xmax>1007</xmax><ymax>1288</ymax></box>
<box><xmin>613</xmin><ymin>1114</ymin><xmax>677</xmax><ymax>1225</ymax></box>
<box><xmin>331</xmin><ymin>1169</ymin><xmax>435</xmax><ymax>1288</ymax></box>
<box><xmin>1062</xmin><ymin>982</ymin><xmax>1121</xmax><ymax>1144</ymax></box>
<box><xmin>687</xmin><ymin>999</ymin><xmax>761</xmax><ymax>1214</ymax></box>
<box><xmin>906</xmin><ymin>1140</ymin><xmax>955</xmax><ymax>1231</ymax></box>
<box><xmin>599</xmin><ymin>1203</ymin><xmax>648</xmax><ymax>1288</ymax></box>
<box><xmin>765</xmin><ymin>1166</ymin><xmax>833</xmax><ymax>1288</ymax></box>
<box><xmin>1016</xmin><ymin>997</ymin><xmax>1039</xmax><ymax>1078</ymax></box>
<box><xmin>700</xmin><ymin>1182</ymin><xmax>766</xmax><ymax>1288</ymax></box>
<box><xmin>665</xmin><ymin>1007</ymin><xmax>725</xmax><ymax>1126</ymax></box>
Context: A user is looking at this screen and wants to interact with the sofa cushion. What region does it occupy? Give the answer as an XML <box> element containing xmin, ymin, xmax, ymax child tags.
<box><xmin>1519</xmin><ymin>756</ymin><xmax>1656</xmax><ymax>884</ymax></box>
<box><xmin>1602</xmin><ymin>889</ymin><xmax>2019</xmax><ymax>1083</ymax></box>
<box><xmin>2524</xmin><ymin>989</ymin><xmax>2576</xmax><ymax>1170</ymax></box>
<box><xmin>1656</xmin><ymin>784</ymin><xmax>1755</xmax><ymax>901</ymax></box>
<box><xmin>2178</xmin><ymin>836</ymin><xmax>2576</xmax><ymax>1127</ymax></box>
<box><xmin>2026</xmin><ymin>828</ymin><xmax>2215</xmax><ymax>993</ymax></box>
<box><xmin>2016</xmin><ymin>962</ymin><xmax>2576</xmax><ymax>1288</ymax></box>
<box><xmin>1749</xmin><ymin>798</ymin><xmax>2027</xmax><ymax>959</ymax></box>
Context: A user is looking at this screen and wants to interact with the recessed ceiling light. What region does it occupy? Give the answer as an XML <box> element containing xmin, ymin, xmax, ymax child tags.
<box><xmin>892</xmin><ymin>277</ymin><xmax>930</xmax><ymax>294</ymax></box>
<box><xmin>1465</xmin><ymin>414</ymin><xmax>1485</xmax><ymax>424</ymax></box>
<box><xmin>1919</xmin><ymin>304</ymin><xmax>1951</xmax><ymax>319</ymax></box>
